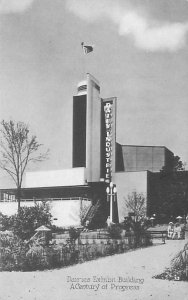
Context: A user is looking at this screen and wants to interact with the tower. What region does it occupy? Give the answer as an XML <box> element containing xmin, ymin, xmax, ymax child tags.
<box><xmin>73</xmin><ymin>73</ymin><xmax>117</xmax><ymax>185</ymax></box>
<box><xmin>72</xmin><ymin>73</ymin><xmax>101</xmax><ymax>182</ymax></box>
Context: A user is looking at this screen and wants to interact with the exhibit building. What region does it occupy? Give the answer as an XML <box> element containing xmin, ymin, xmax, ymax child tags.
<box><xmin>0</xmin><ymin>74</ymin><xmax>178</xmax><ymax>227</ymax></box>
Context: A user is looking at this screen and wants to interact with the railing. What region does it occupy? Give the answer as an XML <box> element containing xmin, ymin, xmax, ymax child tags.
<box><xmin>0</xmin><ymin>197</ymin><xmax>91</xmax><ymax>203</ymax></box>
<box><xmin>83</xmin><ymin>199</ymin><xmax>103</xmax><ymax>226</ymax></box>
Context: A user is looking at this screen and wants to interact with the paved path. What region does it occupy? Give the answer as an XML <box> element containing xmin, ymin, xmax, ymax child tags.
<box><xmin>0</xmin><ymin>240</ymin><xmax>187</xmax><ymax>300</ymax></box>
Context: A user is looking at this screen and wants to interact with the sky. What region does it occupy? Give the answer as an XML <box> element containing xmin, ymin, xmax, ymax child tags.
<box><xmin>0</xmin><ymin>0</ymin><xmax>188</xmax><ymax>187</ymax></box>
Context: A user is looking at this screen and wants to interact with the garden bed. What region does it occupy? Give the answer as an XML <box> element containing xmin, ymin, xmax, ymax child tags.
<box><xmin>0</xmin><ymin>230</ymin><xmax>152</xmax><ymax>272</ymax></box>
<box><xmin>153</xmin><ymin>242</ymin><xmax>188</xmax><ymax>282</ymax></box>
<box><xmin>153</xmin><ymin>267</ymin><xmax>188</xmax><ymax>281</ymax></box>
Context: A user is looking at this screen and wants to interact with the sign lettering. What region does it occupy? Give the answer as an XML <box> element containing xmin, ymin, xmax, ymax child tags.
<box><xmin>104</xmin><ymin>102</ymin><xmax>113</xmax><ymax>182</ymax></box>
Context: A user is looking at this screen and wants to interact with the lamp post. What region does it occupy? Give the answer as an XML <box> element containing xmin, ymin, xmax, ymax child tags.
<box><xmin>106</xmin><ymin>182</ymin><xmax>117</xmax><ymax>223</ymax></box>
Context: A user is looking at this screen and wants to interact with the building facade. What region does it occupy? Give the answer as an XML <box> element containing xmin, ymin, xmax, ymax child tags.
<box><xmin>0</xmin><ymin>73</ymin><xmax>183</xmax><ymax>226</ymax></box>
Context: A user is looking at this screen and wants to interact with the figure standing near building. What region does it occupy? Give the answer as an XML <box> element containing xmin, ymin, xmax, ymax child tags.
<box><xmin>186</xmin><ymin>214</ymin><xmax>188</xmax><ymax>224</ymax></box>
<box><xmin>167</xmin><ymin>222</ymin><xmax>174</xmax><ymax>239</ymax></box>
<box><xmin>172</xmin><ymin>223</ymin><xmax>181</xmax><ymax>239</ymax></box>
<box><xmin>83</xmin><ymin>220</ymin><xmax>90</xmax><ymax>232</ymax></box>
<box><xmin>107</xmin><ymin>216</ymin><xmax>111</xmax><ymax>228</ymax></box>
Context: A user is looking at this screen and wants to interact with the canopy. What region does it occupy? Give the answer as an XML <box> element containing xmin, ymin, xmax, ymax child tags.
<box><xmin>35</xmin><ymin>225</ymin><xmax>51</xmax><ymax>232</ymax></box>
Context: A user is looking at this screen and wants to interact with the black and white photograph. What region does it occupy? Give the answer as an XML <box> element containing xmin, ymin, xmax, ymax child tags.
<box><xmin>0</xmin><ymin>1</ymin><xmax>188</xmax><ymax>299</ymax></box>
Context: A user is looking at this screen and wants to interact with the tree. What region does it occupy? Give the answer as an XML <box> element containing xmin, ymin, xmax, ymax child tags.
<box><xmin>173</xmin><ymin>156</ymin><xmax>186</xmax><ymax>171</ymax></box>
<box><xmin>12</xmin><ymin>202</ymin><xmax>52</xmax><ymax>240</ymax></box>
<box><xmin>0</xmin><ymin>120</ymin><xmax>49</xmax><ymax>210</ymax></box>
<box><xmin>158</xmin><ymin>155</ymin><xmax>188</xmax><ymax>220</ymax></box>
<box><xmin>124</xmin><ymin>191</ymin><xmax>146</xmax><ymax>222</ymax></box>
<box><xmin>157</xmin><ymin>172</ymin><xmax>188</xmax><ymax>219</ymax></box>
<box><xmin>123</xmin><ymin>192</ymin><xmax>148</xmax><ymax>247</ymax></box>
<box><xmin>161</xmin><ymin>155</ymin><xmax>185</xmax><ymax>173</ymax></box>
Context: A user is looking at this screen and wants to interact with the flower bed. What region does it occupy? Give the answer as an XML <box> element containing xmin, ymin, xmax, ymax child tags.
<box><xmin>153</xmin><ymin>242</ymin><xmax>188</xmax><ymax>282</ymax></box>
<box><xmin>154</xmin><ymin>267</ymin><xmax>187</xmax><ymax>281</ymax></box>
<box><xmin>0</xmin><ymin>230</ymin><xmax>152</xmax><ymax>272</ymax></box>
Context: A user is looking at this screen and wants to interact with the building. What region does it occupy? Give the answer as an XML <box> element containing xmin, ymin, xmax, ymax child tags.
<box><xmin>121</xmin><ymin>145</ymin><xmax>174</xmax><ymax>172</ymax></box>
<box><xmin>0</xmin><ymin>74</ymin><xmax>182</xmax><ymax>226</ymax></box>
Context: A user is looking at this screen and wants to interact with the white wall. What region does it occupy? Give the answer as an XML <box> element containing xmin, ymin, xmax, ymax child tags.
<box><xmin>25</xmin><ymin>167</ymin><xmax>86</xmax><ymax>188</ymax></box>
<box><xmin>0</xmin><ymin>199</ymin><xmax>91</xmax><ymax>227</ymax></box>
<box><xmin>50</xmin><ymin>199</ymin><xmax>90</xmax><ymax>227</ymax></box>
<box><xmin>0</xmin><ymin>201</ymin><xmax>35</xmax><ymax>216</ymax></box>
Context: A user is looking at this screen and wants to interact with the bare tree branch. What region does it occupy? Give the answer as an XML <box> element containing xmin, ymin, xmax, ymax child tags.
<box><xmin>124</xmin><ymin>191</ymin><xmax>146</xmax><ymax>221</ymax></box>
<box><xmin>0</xmin><ymin>120</ymin><xmax>49</xmax><ymax>210</ymax></box>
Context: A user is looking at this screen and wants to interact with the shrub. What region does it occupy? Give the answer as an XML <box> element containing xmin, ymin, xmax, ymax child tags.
<box><xmin>154</xmin><ymin>242</ymin><xmax>188</xmax><ymax>281</ymax></box>
<box><xmin>0</xmin><ymin>212</ymin><xmax>14</xmax><ymax>231</ymax></box>
<box><xmin>0</xmin><ymin>232</ymin><xmax>29</xmax><ymax>271</ymax></box>
<box><xmin>50</xmin><ymin>225</ymin><xmax>66</xmax><ymax>234</ymax></box>
<box><xmin>107</xmin><ymin>224</ymin><xmax>122</xmax><ymax>239</ymax></box>
<box><xmin>2</xmin><ymin>202</ymin><xmax>53</xmax><ymax>240</ymax></box>
<box><xmin>0</xmin><ymin>231</ymin><xmax>80</xmax><ymax>271</ymax></box>
<box><xmin>24</xmin><ymin>245</ymin><xmax>50</xmax><ymax>271</ymax></box>
<box><xmin>68</xmin><ymin>227</ymin><xmax>80</xmax><ymax>241</ymax></box>
<box><xmin>170</xmin><ymin>242</ymin><xmax>188</xmax><ymax>280</ymax></box>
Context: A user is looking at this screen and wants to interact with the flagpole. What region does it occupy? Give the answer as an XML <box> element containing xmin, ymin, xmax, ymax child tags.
<box><xmin>82</xmin><ymin>52</ymin><xmax>86</xmax><ymax>78</ymax></box>
<box><xmin>81</xmin><ymin>42</ymin><xmax>94</xmax><ymax>78</ymax></box>
<box><xmin>81</xmin><ymin>42</ymin><xmax>85</xmax><ymax>78</ymax></box>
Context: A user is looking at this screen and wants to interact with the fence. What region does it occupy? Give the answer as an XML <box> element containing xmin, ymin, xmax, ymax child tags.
<box><xmin>0</xmin><ymin>196</ymin><xmax>91</xmax><ymax>203</ymax></box>
<box><xmin>0</xmin><ymin>231</ymin><xmax>152</xmax><ymax>271</ymax></box>
<box><xmin>27</xmin><ymin>232</ymin><xmax>151</xmax><ymax>268</ymax></box>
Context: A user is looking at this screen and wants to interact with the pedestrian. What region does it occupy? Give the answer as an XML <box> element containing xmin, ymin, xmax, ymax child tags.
<box><xmin>167</xmin><ymin>222</ymin><xmax>174</xmax><ymax>239</ymax></box>
<box><xmin>107</xmin><ymin>216</ymin><xmax>111</xmax><ymax>228</ymax></box>
<box><xmin>83</xmin><ymin>220</ymin><xmax>89</xmax><ymax>232</ymax></box>
<box><xmin>176</xmin><ymin>223</ymin><xmax>182</xmax><ymax>239</ymax></box>
<box><xmin>186</xmin><ymin>214</ymin><xmax>188</xmax><ymax>224</ymax></box>
<box><xmin>172</xmin><ymin>223</ymin><xmax>181</xmax><ymax>239</ymax></box>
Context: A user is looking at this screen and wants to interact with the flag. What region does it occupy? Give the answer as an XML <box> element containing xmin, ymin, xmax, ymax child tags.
<box><xmin>81</xmin><ymin>42</ymin><xmax>94</xmax><ymax>54</ymax></box>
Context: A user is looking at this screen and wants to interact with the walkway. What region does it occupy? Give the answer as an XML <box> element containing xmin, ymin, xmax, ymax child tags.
<box><xmin>0</xmin><ymin>240</ymin><xmax>187</xmax><ymax>300</ymax></box>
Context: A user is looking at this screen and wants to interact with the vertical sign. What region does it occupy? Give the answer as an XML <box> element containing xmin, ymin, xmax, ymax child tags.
<box><xmin>101</xmin><ymin>98</ymin><xmax>116</xmax><ymax>183</ymax></box>
<box><xmin>104</xmin><ymin>102</ymin><xmax>113</xmax><ymax>183</ymax></box>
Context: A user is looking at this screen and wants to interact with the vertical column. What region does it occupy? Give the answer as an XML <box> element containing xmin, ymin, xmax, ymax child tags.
<box><xmin>72</xmin><ymin>94</ymin><xmax>87</xmax><ymax>167</ymax></box>
<box><xmin>86</xmin><ymin>73</ymin><xmax>101</xmax><ymax>182</ymax></box>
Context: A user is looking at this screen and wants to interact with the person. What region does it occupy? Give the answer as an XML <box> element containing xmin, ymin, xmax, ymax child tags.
<box><xmin>167</xmin><ymin>222</ymin><xmax>174</xmax><ymax>239</ymax></box>
<box><xmin>180</xmin><ymin>222</ymin><xmax>185</xmax><ymax>239</ymax></box>
<box><xmin>83</xmin><ymin>220</ymin><xmax>89</xmax><ymax>232</ymax></box>
<box><xmin>107</xmin><ymin>216</ymin><xmax>111</xmax><ymax>228</ymax></box>
<box><xmin>172</xmin><ymin>223</ymin><xmax>181</xmax><ymax>239</ymax></box>
<box><xmin>176</xmin><ymin>223</ymin><xmax>182</xmax><ymax>239</ymax></box>
<box><xmin>186</xmin><ymin>214</ymin><xmax>188</xmax><ymax>224</ymax></box>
